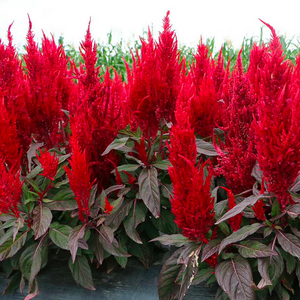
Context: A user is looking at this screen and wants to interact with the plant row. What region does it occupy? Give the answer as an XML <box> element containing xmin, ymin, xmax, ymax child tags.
<box><xmin>1</xmin><ymin>11</ymin><xmax>300</xmax><ymax>300</ymax></box>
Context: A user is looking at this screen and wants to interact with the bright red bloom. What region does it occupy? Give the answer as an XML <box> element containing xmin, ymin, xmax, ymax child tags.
<box><xmin>104</xmin><ymin>197</ymin><xmax>113</xmax><ymax>215</ymax></box>
<box><xmin>123</xmin><ymin>171</ymin><xmax>136</xmax><ymax>185</ymax></box>
<box><xmin>0</xmin><ymin>24</ymin><xmax>31</xmax><ymax>160</ymax></box>
<box><xmin>125</xmin><ymin>11</ymin><xmax>181</xmax><ymax>138</ymax></box>
<box><xmin>0</xmin><ymin>157</ymin><xmax>23</xmax><ymax>217</ymax></box>
<box><xmin>37</xmin><ymin>149</ymin><xmax>59</xmax><ymax>181</ymax></box>
<box><xmin>135</xmin><ymin>137</ymin><xmax>150</xmax><ymax>166</ymax></box>
<box><xmin>23</xmin><ymin>17</ymin><xmax>73</xmax><ymax>147</ymax></box>
<box><xmin>168</xmin><ymin>116</ymin><xmax>215</xmax><ymax>242</ymax></box>
<box><xmin>221</xmin><ymin>187</ymin><xmax>242</xmax><ymax>232</ymax></box>
<box><xmin>64</xmin><ymin>135</ymin><xmax>92</xmax><ymax>223</ymax></box>
<box><xmin>254</xmin><ymin>21</ymin><xmax>300</xmax><ymax>209</ymax></box>
<box><xmin>0</xmin><ymin>93</ymin><xmax>21</xmax><ymax>169</ymax></box>
<box><xmin>214</xmin><ymin>51</ymin><xmax>256</xmax><ymax>194</ymax></box>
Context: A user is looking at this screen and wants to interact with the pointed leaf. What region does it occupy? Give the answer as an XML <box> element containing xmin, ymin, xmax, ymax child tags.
<box><xmin>277</xmin><ymin>231</ymin><xmax>300</xmax><ymax>258</ymax></box>
<box><xmin>191</xmin><ymin>267</ymin><xmax>214</xmax><ymax>286</ymax></box>
<box><xmin>285</xmin><ymin>204</ymin><xmax>300</xmax><ymax>218</ymax></box>
<box><xmin>32</xmin><ymin>205</ymin><xmax>52</xmax><ymax>239</ymax></box>
<box><xmin>13</xmin><ymin>217</ymin><xmax>24</xmax><ymax>241</ymax></box>
<box><xmin>102</xmin><ymin>137</ymin><xmax>129</xmax><ymax>155</ymax></box>
<box><xmin>45</xmin><ymin>200</ymin><xmax>78</xmax><ymax>211</ymax></box>
<box><xmin>151</xmin><ymin>234</ymin><xmax>191</xmax><ymax>247</ymax></box>
<box><xmin>196</xmin><ymin>138</ymin><xmax>219</xmax><ymax>156</ymax></box>
<box><xmin>216</xmin><ymin>195</ymin><xmax>263</xmax><ymax>225</ymax></box>
<box><xmin>24</xmin><ymin>278</ymin><xmax>39</xmax><ymax>300</ymax></box>
<box><xmin>236</xmin><ymin>241</ymin><xmax>278</xmax><ymax>258</ymax></box>
<box><xmin>215</xmin><ymin>255</ymin><xmax>255</xmax><ymax>300</ymax></box>
<box><xmin>158</xmin><ymin>247</ymin><xmax>183</xmax><ymax>300</ymax></box>
<box><xmin>138</xmin><ymin>167</ymin><xmax>160</xmax><ymax>218</ymax></box>
<box><xmin>201</xmin><ymin>239</ymin><xmax>221</xmax><ymax>262</ymax></box>
<box><xmin>49</xmin><ymin>223</ymin><xmax>72</xmax><ymax>250</ymax></box>
<box><xmin>68</xmin><ymin>256</ymin><xmax>95</xmax><ymax>290</ymax></box>
<box><xmin>69</xmin><ymin>224</ymin><xmax>86</xmax><ymax>262</ymax></box>
<box><xmin>219</xmin><ymin>223</ymin><xmax>263</xmax><ymax>253</ymax></box>
<box><xmin>0</xmin><ymin>231</ymin><xmax>28</xmax><ymax>261</ymax></box>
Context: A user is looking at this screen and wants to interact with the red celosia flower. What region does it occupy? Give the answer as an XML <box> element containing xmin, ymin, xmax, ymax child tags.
<box><xmin>125</xmin><ymin>11</ymin><xmax>181</xmax><ymax>139</ymax></box>
<box><xmin>0</xmin><ymin>25</ymin><xmax>31</xmax><ymax>160</ymax></box>
<box><xmin>64</xmin><ymin>135</ymin><xmax>93</xmax><ymax>223</ymax></box>
<box><xmin>23</xmin><ymin>16</ymin><xmax>73</xmax><ymax>147</ymax></box>
<box><xmin>168</xmin><ymin>116</ymin><xmax>215</xmax><ymax>242</ymax></box>
<box><xmin>0</xmin><ymin>93</ymin><xmax>21</xmax><ymax>169</ymax></box>
<box><xmin>252</xmin><ymin>177</ymin><xmax>266</xmax><ymax>221</ymax></box>
<box><xmin>221</xmin><ymin>187</ymin><xmax>242</xmax><ymax>232</ymax></box>
<box><xmin>0</xmin><ymin>156</ymin><xmax>23</xmax><ymax>217</ymax></box>
<box><xmin>254</xmin><ymin>21</ymin><xmax>300</xmax><ymax>209</ymax></box>
<box><xmin>214</xmin><ymin>51</ymin><xmax>256</xmax><ymax>194</ymax></box>
<box><xmin>70</xmin><ymin>23</ymin><xmax>125</xmax><ymax>189</ymax></box>
<box><xmin>135</xmin><ymin>137</ymin><xmax>150</xmax><ymax>166</ymax></box>
<box><xmin>104</xmin><ymin>197</ymin><xmax>113</xmax><ymax>215</ymax></box>
<box><xmin>37</xmin><ymin>149</ymin><xmax>59</xmax><ymax>181</ymax></box>
<box><xmin>123</xmin><ymin>171</ymin><xmax>136</xmax><ymax>185</ymax></box>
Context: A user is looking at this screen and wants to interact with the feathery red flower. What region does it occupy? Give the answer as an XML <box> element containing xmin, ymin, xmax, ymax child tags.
<box><xmin>254</xmin><ymin>21</ymin><xmax>300</xmax><ymax>209</ymax></box>
<box><xmin>168</xmin><ymin>116</ymin><xmax>215</xmax><ymax>242</ymax></box>
<box><xmin>37</xmin><ymin>149</ymin><xmax>59</xmax><ymax>181</ymax></box>
<box><xmin>221</xmin><ymin>187</ymin><xmax>242</xmax><ymax>232</ymax></box>
<box><xmin>64</xmin><ymin>136</ymin><xmax>92</xmax><ymax>223</ymax></box>
<box><xmin>104</xmin><ymin>197</ymin><xmax>113</xmax><ymax>215</ymax></box>
<box><xmin>0</xmin><ymin>157</ymin><xmax>23</xmax><ymax>217</ymax></box>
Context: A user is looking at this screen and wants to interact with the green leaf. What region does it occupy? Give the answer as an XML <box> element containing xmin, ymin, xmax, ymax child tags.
<box><xmin>32</xmin><ymin>205</ymin><xmax>52</xmax><ymax>239</ymax></box>
<box><xmin>2</xmin><ymin>271</ymin><xmax>22</xmax><ymax>295</ymax></box>
<box><xmin>215</xmin><ymin>287</ymin><xmax>230</xmax><ymax>300</ymax></box>
<box><xmin>215</xmin><ymin>255</ymin><xmax>255</xmax><ymax>300</ymax></box>
<box><xmin>102</xmin><ymin>137</ymin><xmax>129</xmax><ymax>155</ymax></box>
<box><xmin>295</xmin><ymin>260</ymin><xmax>300</xmax><ymax>287</ymax></box>
<box><xmin>105</xmin><ymin>199</ymin><xmax>133</xmax><ymax>231</ymax></box>
<box><xmin>277</xmin><ymin>231</ymin><xmax>300</xmax><ymax>258</ymax></box>
<box><xmin>69</xmin><ymin>224</ymin><xmax>86</xmax><ymax>263</ymax></box>
<box><xmin>13</xmin><ymin>217</ymin><xmax>24</xmax><ymax>241</ymax></box>
<box><xmin>219</xmin><ymin>223</ymin><xmax>264</xmax><ymax>253</ymax></box>
<box><xmin>98</xmin><ymin>229</ymin><xmax>130</xmax><ymax>257</ymax></box>
<box><xmin>158</xmin><ymin>247</ymin><xmax>183</xmax><ymax>300</ymax></box>
<box><xmin>151</xmin><ymin>234</ymin><xmax>191</xmax><ymax>247</ymax></box>
<box><xmin>151</xmin><ymin>208</ymin><xmax>177</xmax><ymax>234</ymax></box>
<box><xmin>45</xmin><ymin>200</ymin><xmax>78</xmax><ymax>211</ymax></box>
<box><xmin>257</xmin><ymin>257</ymin><xmax>272</xmax><ymax>287</ymax></box>
<box><xmin>115</xmin><ymin>255</ymin><xmax>128</xmax><ymax>268</ymax></box>
<box><xmin>196</xmin><ymin>138</ymin><xmax>219</xmax><ymax>156</ymax></box>
<box><xmin>191</xmin><ymin>267</ymin><xmax>214</xmax><ymax>286</ymax></box>
<box><xmin>138</xmin><ymin>167</ymin><xmax>160</xmax><ymax>218</ymax></box>
<box><xmin>49</xmin><ymin>223</ymin><xmax>72</xmax><ymax>250</ymax></box>
<box><xmin>123</xmin><ymin>201</ymin><xmax>147</xmax><ymax>244</ymax></box>
<box><xmin>116</xmin><ymin>164</ymin><xmax>141</xmax><ymax>172</ymax></box>
<box><xmin>53</xmin><ymin>189</ymin><xmax>75</xmax><ymax>201</ymax></box>
<box><xmin>216</xmin><ymin>195</ymin><xmax>263</xmax><ymax>225</ymax></box>
<box><xmin>201</xmin><ymin>239</ymin><xmax>221</xmax><ymax>262</ymax></box>
<box><xmin>68</xmin><ymin>255</ymin><xmax>95</xmax><ymax>290</ymax></box>
<box><xmin>177</xmin><ymin>246</ymin><xmax>201</xmax><ymax>300</ymax></box>
<box><xmin>0</xmin><ymin>231</ymin><xmax>28</xmax><ymax>261</ymax></box>
<box><xmin>236</xmin><ymin>240</ymin><xmax>278</xmax><ymax>258</ymax></box>
<box><xmin>24</xmin><ymin>278</ymin><xmax>39</xmax><ymax>300</ymax></box>
<box><xmin>152</xmin><ymin>159</ymin><xmax>171</xmax><ymax>170</ymax></box>
<box><xmin>26</xmin><ymin>165</ymin><xmax>43</xmax><ymax>179</ymax></box>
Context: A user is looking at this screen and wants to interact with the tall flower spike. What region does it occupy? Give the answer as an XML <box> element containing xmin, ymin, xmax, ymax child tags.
<box><xmin>0</xmin><ymin>156</ymin><xmax>23</xmax><ymax>217</ymax></box>
<box><xmin>37</xmin><ymin>149</ymin><xmax>59</xmax><ymax>181</ymax></box>
<box><xmin>65</xmin><ymin>135</ymin><xmax>93</xmax><ymax>223</ymax></box>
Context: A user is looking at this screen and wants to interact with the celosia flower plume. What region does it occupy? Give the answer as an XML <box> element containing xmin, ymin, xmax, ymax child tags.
<box><xmin>37</xmin><ymin>149</ymin><xmax>59</xmax><ymax>181</ymax></box>
<box><xmin>168</xmin><ymin>111</ymin><xmax>215</xmax><ymax>242</ymax></box>
<box><xmin>0</xmin><ymin>157</ymin><xmax>23</xmax><ymax>217</ymax></box>
<box><xmin>65</xmin><ymin>135</ymin><xmax>93</xmax><ymax>223</ymax></box>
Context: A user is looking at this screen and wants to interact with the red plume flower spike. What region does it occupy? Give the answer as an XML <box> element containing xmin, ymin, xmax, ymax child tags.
<box><xmin>64</xmin><ymin>135</ymin><xmax>92</xmax><ymax>223</ymax></box>
<box><xmin>37</xmin><ymin>149</ymin><xmax>59</xmax><ymax>181</ymax></box>
<box><xmin>104</xmin><ymin>197</ymin><xmax>113</xmax><ymax>215</ymax></box>
<box><xmin>0</xmin><ymin>157</ymin><xmax>23</xmax><ymax>217</ymax></box>
<box><xmin>221</xmin><ymin>187</ymin><xmax>242</xmax><ymax>232</ymax></box>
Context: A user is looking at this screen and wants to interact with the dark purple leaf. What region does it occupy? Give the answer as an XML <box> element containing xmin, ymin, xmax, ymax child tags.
<box><xmin>69</xmin><ymin>224</ymin><xmax>86</xmax><ymax>263</ymax></box>
<box><xmin>201</xmin><ymin>239</ymin><xmax>221</xmax><ymax>262</ymax></box>
<box><xmin>277</xmin><ymin>231</ymin><xmax>300</xmax><ymax>258</ymax></box>
<box><xmin>138</xmin><ymin>167</ymin><xmax>160</xmax><ymax>218</ymax></box>
<box><xmin>236</xmin><ymin>241</ymin><xmax>277</xmax><ymax>258</ymax></box>
<box><xmin>32</xmin><ymin>205</ymin><xmax>52</xmax><ymax>239</ymax></box>
<box><xmin>285</xmin><ymin>204</ymin><xmax>300</xmax><ymax>218</ymax></box>
<box><xmin>151</xmin><ymin>234</ymin><xmax>191</xmax><ymax>247</ymax></box>
<box><xmin>215</xmin><ymin>255</ymin><xmax>255</xmax><ymax>300</ymax></box>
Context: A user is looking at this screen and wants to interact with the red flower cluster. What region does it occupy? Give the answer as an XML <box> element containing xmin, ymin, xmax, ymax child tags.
<box><xmin>23</xmin><ymin>17</ymin><xmax>73</xmax><ymax>147</ymax></box>
<box><xmin>0</xmin><ymin>25</ymin><xmax>31</xmax><ymax>160</ymax></box>
<box><xmin>214</xmin><ymin>52</ymin><xmax>256</xmax><ymax>194</ymax></box>
<box><xmin>168</xmin><ymin>110</ymin><xmax>215</xmax><ymax>242</ymax></box>
<box><xmin>254</xmin><ymin>21</ymin><xmax>300</xmax><ymax>209</ymax></box>
<box><xmin>125</xmin><ymin>11</ymin><xmax>181</xmax><ymax>139</ymax></box>
<box><xmin>65</xmin><ymin>135</ymin><xmax>93</xmax><ymax>222</ymax></box>
<box><xmin>70</xmin><ymin>24</ymin><xmax>126</xmax><ymax>189</ymax></box>
<box><xmin>37</xmin><ymin>149</ymin><xmax>59</xmax><ymax>181</ymax></box>
<box><xmin>0</xmin><ymin>157</ymin><xmax>23</xmax><ymax>217</ymax></box>
<box><xmin>221</xmin><ymin>187</ymin><xmax>242</xmax><ymax>232</ymax></box>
